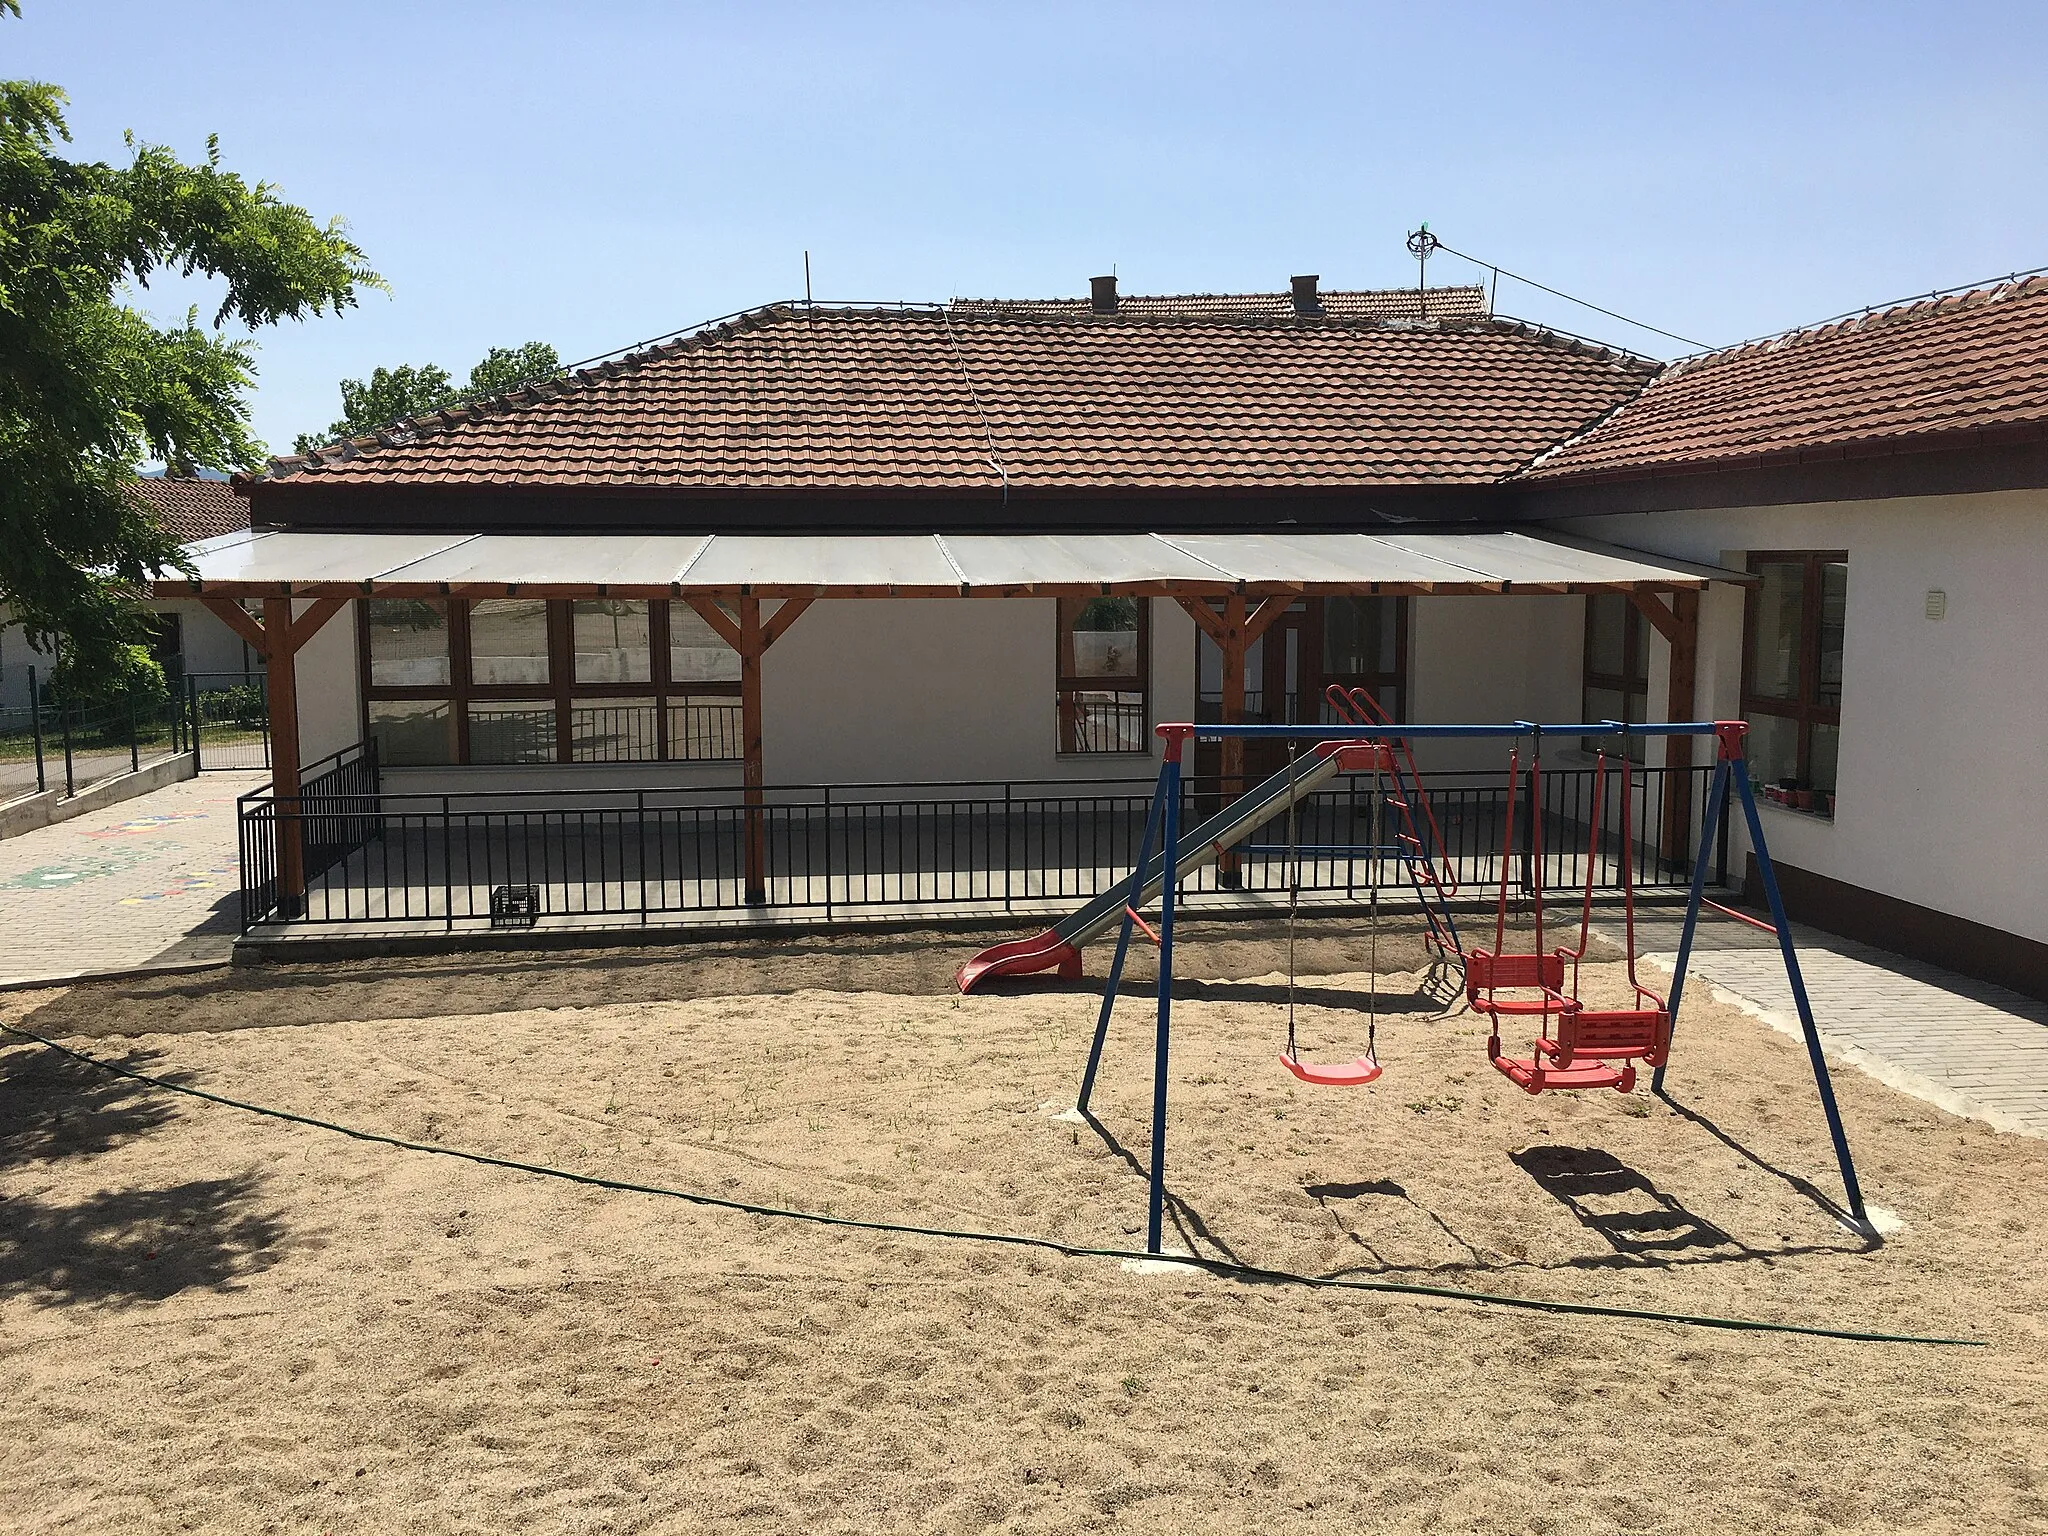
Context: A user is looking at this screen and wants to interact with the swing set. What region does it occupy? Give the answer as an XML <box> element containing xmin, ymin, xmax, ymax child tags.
<box><xmin>1069</xmin><ymin>714</ymin><xmax>1871</xmax><ymax>1257</ymax></box>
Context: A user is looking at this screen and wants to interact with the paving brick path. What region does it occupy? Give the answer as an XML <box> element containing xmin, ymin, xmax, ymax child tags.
<box><xmin>1607</xmin><ymin>911</ymin><xmax>2048</xmax><ymax>1140</ymax></box>
<box><xmin>0</xmin><ymin>771</ymin><xmax>264</xmax><ymax>986</ymax></box>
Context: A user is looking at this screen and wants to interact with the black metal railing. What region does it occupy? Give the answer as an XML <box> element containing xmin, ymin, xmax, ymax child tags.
<box><xmin>1</xmin><ymin>664</ymin><xmax>195</xmax><ymax>808</ymax></box>
<box><xmin>237</xmin><ymin>740</ymin><xmax>382</xmax><ymax>925</ymax></box>
<box><xmin>236</xmin><ymin>761</ymin><xmax>1727</xmax><ymax>933</ymax></box>
<box><xmin>186</xmin><ymin>671</ymin><xmax>270</xmax><ymax>771</ymax></box>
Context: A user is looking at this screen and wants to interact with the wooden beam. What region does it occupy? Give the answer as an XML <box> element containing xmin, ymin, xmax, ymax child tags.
<box><xmin>1629</xmin><ymin>590</ymin><xmax>1682</xmax><ymax>646</ymax></box>
<box><xmin>739</xmin><ymin>597</ymin><xmax>768</xmax><ymax>905</ymax></box>
<box><xmin>1177</xmin><ymin>596</ymin><xmax>1232</xmax><ymax>647</ymax></box>
<box><xmin>761</xmin><ymin>596</ymin><xmax>813</xmax><ymax>650</ymax></box>
<box><xmin>263</xmin><ymin>596</ymin><xmax>305</xmax><ymax>914</ymax></box>
<box><xmin>1659</xmin><ymin>588</ymin><xmax>1700</xmax><ymax>872</ymax></box>
<box><xmin>284</xmin><ymin>596</ymin><xmax>351</xmax><ymax>656</ymax></box>
<box><xmin>201</xmin><ymin>597</ymin><xmax>268</xmax><ymax>656</ymax></box>
<box><xmin>1240</xmin><ymin>594</ymin><xmax>1293</xmax><ymax>649</ymax></box>
<box><xmin>682</xmin><ymin>596</ymin><xmax>744</xmax><ymax>651</ymax></box>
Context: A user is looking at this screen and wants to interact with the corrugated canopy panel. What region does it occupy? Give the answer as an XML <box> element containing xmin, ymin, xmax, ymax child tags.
<box><xmin>158</xmin><ymin>529</ymin><xmax>1731</xmax><ymax>597</ymax></box>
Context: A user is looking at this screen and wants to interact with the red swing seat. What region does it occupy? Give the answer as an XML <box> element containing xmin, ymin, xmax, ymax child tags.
<box><xmin>1280</xmin><ymin>1052</ymin><xmax>1383</xmax><ymax>1087</ymax></box>
<box><xmin>1465</xmin><ymin>948</ymin><xmax>1570</xmax><ymax>1016</ymax></box>
<box><xmin>1475</xmin><ymin>746</ymin><xmax>1671</xmax><ymax>1096</ymax></box>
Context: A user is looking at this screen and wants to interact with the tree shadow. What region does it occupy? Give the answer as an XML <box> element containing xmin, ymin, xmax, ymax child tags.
<box><xmin>0</xmin><ymin>1174</ymin><xmax>285</xmax><ymax>1305</ymax></box>
<box><xmin>0</xmin><ymin>1041</ymin><xmax>186</xmax><ymax>1170</ymax></box>
<box><xmin>0</xmin><ymin>1040</ymin><xmax>290</xmax><ymax>1305</ymax></box>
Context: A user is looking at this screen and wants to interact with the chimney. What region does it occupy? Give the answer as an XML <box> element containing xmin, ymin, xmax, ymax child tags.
<box><xmin>1090</xmin><ymin>274</ymin><xmax>1119</xmax><ymax>313</ymax></box>
<box><xmin>1290</xmin><ymin>274</ymin><xmax>1323</xmax><ymax>316</ymax></box>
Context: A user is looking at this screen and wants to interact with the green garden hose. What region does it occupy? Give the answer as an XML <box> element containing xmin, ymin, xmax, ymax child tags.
<box><xmin>0</xmin><ymin>1023</ymin><xmax>1982</xmax><ymax>1349</ymax></box>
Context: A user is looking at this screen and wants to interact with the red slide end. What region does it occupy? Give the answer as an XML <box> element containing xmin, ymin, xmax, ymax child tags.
<box><xmin>955</xmin><ymin>930</ymin><xmax>1083</xmax><ymax>993</ymax></box>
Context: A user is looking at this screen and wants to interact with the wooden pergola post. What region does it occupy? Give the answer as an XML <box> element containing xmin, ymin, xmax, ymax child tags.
<box><xmin>1176</xmin><ymin>593</ymin><xmax>1291</xmax><ymax>886</ymax></box>
<box><xmin>685</xmin><ymin>595</ymin><xmax>812</xmax><ymax>906</ymax></box>
<box><xmin>201</xmin><ymin>594</ymin><xmax>348</xmax><ymax>915</ymax></box>
<box><xmin>1631</xmin><ymin>588</ymin><xmax>1701</xmax><ymax>875</ymax></box>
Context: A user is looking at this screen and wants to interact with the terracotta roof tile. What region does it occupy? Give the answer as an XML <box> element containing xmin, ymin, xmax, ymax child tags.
<box><xmin>949</xmin><ymin>285</ymin><xmax>1488</xmax><ymax>323</ymax></box>
<box><xmin>263</xmin><ymin>298</ymin><xmax>1651</xmax><ymax>492</ymax></box>
<box><xmin>1524</xmin><ymin>276</ymin><xmax>2048</xmax><ymax>481</ymax></box>
<box><xmin>127</xmin><ymin>477</ymin><xmax>248</xmax><ymax>541</ymax></box>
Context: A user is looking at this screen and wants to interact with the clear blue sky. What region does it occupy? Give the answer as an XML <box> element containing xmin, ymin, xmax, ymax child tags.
<box><xmin>14</xmin><ymin>0</ymin><xmax>2048</xmax><ymax>459</ymax></box>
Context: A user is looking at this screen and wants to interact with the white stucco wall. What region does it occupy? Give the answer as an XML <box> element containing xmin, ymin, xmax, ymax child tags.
<box><xmin>764</xmin><ymin>597</ymin><xmax>1196</xmax><ymax>788</ymax></box>
<box><xmin>1554</xmin><ymin>490</ymin><xmax>2048</xmax><ymax>945</ymax></box>
<box><xmin>1407</xmin><ymin>595</ymin><xmax>1586</xmax><ymax>771</ymax></box>
<box><xmin>161</xmin><ymin>599</ymin><xmax>257</xmax><ymax>678</ymax></box>
<box><xmin>294</xmin><ymin>598</ymin><xmax>363</xmax><ymax>769</ymax></box>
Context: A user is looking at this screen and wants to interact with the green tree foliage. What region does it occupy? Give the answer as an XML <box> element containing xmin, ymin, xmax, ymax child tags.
<box><xmin>466</xmin><ymin>341</ymin><xmax>560</xmax><ymax>399</ymax></box>
<box><xmin>0</xmin><ymin>6</ymin><xmax>379</xmax><ymax>681</ymax></box>
<box><xmin>294</xmin><ymin>341</ymin><xmax>560</xmax><ymax>454</ymax></box>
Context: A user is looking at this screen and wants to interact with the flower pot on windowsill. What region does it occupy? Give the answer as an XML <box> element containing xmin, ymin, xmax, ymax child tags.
<box><xmin>1789</xmin><ymin>789</ymin><xmax>1812</xmax><ymax>811</ymax></box>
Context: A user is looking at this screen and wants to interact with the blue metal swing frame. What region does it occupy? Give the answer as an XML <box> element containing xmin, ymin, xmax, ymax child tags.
<box><xmin>1074</xmin><ymin>718</ymin><xmax>1869</xmax><ymax>1255</ymax></box>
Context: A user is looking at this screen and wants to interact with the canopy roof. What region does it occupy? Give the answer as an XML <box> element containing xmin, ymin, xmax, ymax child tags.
<box><xmin>160</xmin><ymin>528</ymin><xmax>1735</xmax><ymax>600</ymax></box>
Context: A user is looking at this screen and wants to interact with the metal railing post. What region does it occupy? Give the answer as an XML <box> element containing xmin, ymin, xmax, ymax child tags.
<box><xmin>442</xmin><ymin>795</ymin><xmax>454</xmax><ymax>933</ymax></box>
<box><xmin>28</xmin><ymin>665</ymin><xmax>45</xmax><ymax>794</ymax></box>
<box><xmin>61</xmin><ymin>697</ymin><xmax>74</xmax><ymax>798</ymax></box>
<box><xmin>187</xmin><ymin>675</ymin><xmax>202</xmax><ymax>768</ymax></box>
<box><xmin>127</xmin><ymin>688</ymin><xmax>140</xmax><ymax>773</ymax></box>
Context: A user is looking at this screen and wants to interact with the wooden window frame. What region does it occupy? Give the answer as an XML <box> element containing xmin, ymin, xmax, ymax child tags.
<box><xmin>1314</xmin><ymin>595</ymin><xmax>1411</xmax><ymax>724</ymax></box>
<box><xmin>1741</xmin><ymin>550</ymin><xmax>1847</xmax><ymax>801</ymax></box>
<box><xmin>1581</xmin><ymin>592</ymin><xmax>1649</xmax><ymax>759</ymax></box>
<box><xmin>359</xmin><ymin>598</ymin><xmax>742</xmax><ymax>765</ymax></box>
<box><xmin>1056</xmin><ymin>596</ymin><xmax>1151</xmax><ymax>756</ymax></box>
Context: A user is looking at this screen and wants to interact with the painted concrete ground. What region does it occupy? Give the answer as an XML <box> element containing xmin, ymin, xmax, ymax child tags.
<box><xmin>0</xmin><ymin>772</ymin><xmax>264</xmax><ymax>985</ymax></box>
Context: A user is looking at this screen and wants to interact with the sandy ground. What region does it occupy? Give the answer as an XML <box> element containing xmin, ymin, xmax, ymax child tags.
<box><xmin>1</xmin><ymin>919</ymin><xmax>2044</xmax><ymax>1534</ymax></box>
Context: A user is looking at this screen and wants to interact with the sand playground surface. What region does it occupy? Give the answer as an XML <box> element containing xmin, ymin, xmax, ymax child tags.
<box><xmin>2</xmin><ymin>917</ymin><xmax>2045</xmax><ymax>1534</ymax></box>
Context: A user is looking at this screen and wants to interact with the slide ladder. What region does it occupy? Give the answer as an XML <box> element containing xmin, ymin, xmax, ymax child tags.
<box><xmin>956</xmin><ymin>738</ymin><xmax>1379</xmax><ymax>992</ymax></box>
<box><xmin>1324</xmin><ymin>686</ymin><xmax>1463</xmax><ymax>963</ymax></box>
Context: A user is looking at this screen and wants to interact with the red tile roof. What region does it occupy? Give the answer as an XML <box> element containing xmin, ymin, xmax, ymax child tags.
<box><xmin>1525</xmin><ymin>276</ymin><xmax>2048</xmax><ymax>482</ymax></box>
<box><xmin>127</xmin><ymin>477</ymin><xmax>249</xmax><ymax>541</ymax></box>
<box><xmin>949</xmin><ymin>285</ymin><xmax>1488</xmax><ymax>323</ymax></box>
<box><xmin>262</xmin><ymin>296</ymin><xmax>1651</xmax><ymax>492</ymax></box>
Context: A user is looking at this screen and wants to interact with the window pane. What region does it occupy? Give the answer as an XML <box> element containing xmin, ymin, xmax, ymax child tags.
<box><xmin>366</xmin><ymin>600</ymin><xmax>451</xmax><ymax>687</ymax></box>
<box><xmin>1817</xmin><ymin>562</ymin><xmax>1847</xmax><ymax>709</ymax></box>
<box><xmin>1747</xmin><ymin>713</ymin><xmax>1800</xmax><ymax>787</ymax></box>
<box><xmin>470</xmin><ymin>599</ymin><xmax>551</xmax><ymax>686</ymax></box>
<box><xmin>1585</xmin><ymin>594</ymin><xmax>1629</xmax><ymax>678</ymax></box>
<box><xmin>1750</xmin><ymin>562</ymin><xmax>1806</xmax><ymax>700</ymax></box>
<box><xmin>573</xmin><ymin>600</ymin><xmax>651</xmax><ymax>684</ymax></box>
<box><xmin>569</xmin><ymin>698</ymin><xmax>659</xmax><ymax>762</ymax></box>
<box><xmin>1323</xmin><ymin>596</ymin><xmax>1396</xmax><ymax>678</ymax></box>
<box><xmin>1810</xmin><ymin>723</ymin><xmax>1840</xmax><ymax>799</ymax></box>
<box><xmin>1068</xmin><ymin>597</ymin><xmax>1141</xmax><ymax>681</ymax></box>
<box><xmin>668</xmin><ymin>603</ymin><xmax>740</xmax><ymax>684</ymax></box>
<box><xmin>1059</xmin><ymin>689</ymin><xmax>1147</xmax><ymax>753</ymax></box>
<box><xmin>666</xmin><ymin>696</ymin><xmax>743</xmax><ymax>761</ymax></box>
<box><xmin>467</xmin><ymin>701</ymin><xmax>556</xmax><ymax>764</ymax></box>
<box><xmin>367</xmin><ymin>698</ymin><xmax>453</xmax><ymax>766</ymax></box>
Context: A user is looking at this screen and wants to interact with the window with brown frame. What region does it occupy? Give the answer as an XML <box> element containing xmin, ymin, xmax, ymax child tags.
<box><xmin>359</xmin><ymin>598</ymin><xmax>742</xmax><ymax>766</ymax></box>
<box><xmin>1056</xmin><ymin>596</ymin><xmax>1149</xmax><ymax>754</ymax></box>
<box><xmin>1742</xmin><ymin>552</ymin><xmax>1847</xmax><ymax>813</ymax></box>
<box><xmin>1318</xmin><ymin>596</ymin><xmax>1408</xmax><ymax>724</ymax></box>
<box><xmin>1582</xmin><ymin>593</ymin><xmax>1649</xmax><ymax>761</ymax></box>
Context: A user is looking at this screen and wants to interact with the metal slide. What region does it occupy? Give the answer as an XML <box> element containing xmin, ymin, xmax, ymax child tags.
<box><xmin>955</xmin><ymin>742</ymin><xmax>1367</xmax><ymax>992</ymax></box>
